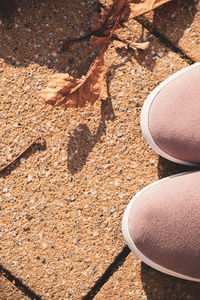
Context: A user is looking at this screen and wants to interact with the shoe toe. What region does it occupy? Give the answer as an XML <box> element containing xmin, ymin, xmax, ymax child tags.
<box><xmin>146</xmin><ymin>64</ymin><xmax>200</xmax><ymax>164</ymax></box>
<box><xmin>123</xmin><ymin>171</ymin><xmax>200</xmax><ymax>281</ymax></box>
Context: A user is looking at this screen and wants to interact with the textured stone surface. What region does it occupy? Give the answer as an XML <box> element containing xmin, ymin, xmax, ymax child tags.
<box><xmin>95</xmin><ymin>254</ymin><xmax>200</xmax><ymax>300</ymax></box>
<box><xmin>0</xmin><ymin>0</ymin><xmax>194</xmax><ymax>299</ymax></box>
<box><xmin>143</xmin><ymin>0</ymin><xmax>200</xmax><ymax>61</ymax></box>
<box><xmin>0</xmin><ymin>275</ymin><xmax>29</xmax><ymax>300</ymax></box>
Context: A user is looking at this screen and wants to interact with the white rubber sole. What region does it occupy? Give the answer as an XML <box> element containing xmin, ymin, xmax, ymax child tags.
<box><xmin>122</xmin><ymin>171</ymin><xmax>200</xmax><ymax>282</ymax></box>
<box><xmin>140</xmin><ymin>62</ymin><xmax>200</xmax><ymax>167</ymax></box>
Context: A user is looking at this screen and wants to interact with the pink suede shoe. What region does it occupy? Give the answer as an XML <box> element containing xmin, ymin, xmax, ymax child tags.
<box><xmin>141</xmin><ymin>63</ymin><xmax>200</xmax><ymax>166</ymax></box>
<box><xmin>122</xmin><ymin>171</ymin><xmax>200</xmax><ymax>281</ymax></box>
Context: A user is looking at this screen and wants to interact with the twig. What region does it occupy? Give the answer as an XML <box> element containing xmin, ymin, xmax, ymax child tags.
<box><xmin>0</xmin><ymin>137</ymin><xmax>44</xmax><ymax>173</ymax></box>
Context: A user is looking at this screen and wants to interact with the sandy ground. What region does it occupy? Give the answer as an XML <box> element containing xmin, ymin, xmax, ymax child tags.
<box><xmin>1</xmin><ymin>0</ymin><xmax>200</xmax><ymax>299</ymax></box>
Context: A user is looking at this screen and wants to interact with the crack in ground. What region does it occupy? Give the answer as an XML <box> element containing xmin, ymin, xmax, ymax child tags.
<box><xmin>0</xmin><ymin>265</ymin><xmax>41</xmax><ymax>300</ymax></box>
<box><xmin>1</xmin><ymin>247</ymin><xmax>130</xmax><ymax>300</ymax></box>
<box><xmin>135</xmin><ymin>16</ymin><xmax>195</xmax><ymax>65</ymax></box>
<box><xmin>82</xmin><ymin>246</ymin><xmax>131</xmax><ymax>299</ymax></box>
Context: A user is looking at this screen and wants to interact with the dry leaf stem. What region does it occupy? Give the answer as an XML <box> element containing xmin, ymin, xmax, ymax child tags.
<box><xmin>0</xmin><ymin>137</ymin><xmax>43</xmax><ymax>173</ymax></box>
<box><xmin>41</xmin><ymin>0</ymin><xmax>172</xmax><ymax>108</ymax></box>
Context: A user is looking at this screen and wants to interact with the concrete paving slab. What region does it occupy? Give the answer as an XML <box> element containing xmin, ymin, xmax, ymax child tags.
<box><xmin>94</xmin><ymin>254</ymin><xmax>200</xmax><ymax>300</ymax></box>
<box><xmin>142</xmin><ymin>0</ymin><xmax>200</xmax><ymax>61</ymax></box>
<box><xmin>0</xmin><ymin>274</ymin><xmax>29</xmax><ymax>300</ymax></box>
<box><xmin>0</xmin><ymin>1</ymin><xmax>188</xmax><ymax>299</ymax></box>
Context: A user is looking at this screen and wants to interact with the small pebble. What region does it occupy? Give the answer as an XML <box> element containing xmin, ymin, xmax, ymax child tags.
<box><xmin>117</xmin><ymin>132</ymin><xmax>123</xmax><ymax>138</ymax></box>
<box><xmin>27</xmin><ymin>175</ymin><xmax>32</xmax><ymax>182</ymax></box>
<box><xmin>90</xmin><ymin>189</ymin><xmax>97</xmax><ymax>195</ymax></box>
<box><xmin>184</xmin><ymin>28</ymin><xmax>191</xmax><ymax>34</ymax></box>
<box><xmin>24</xmin><ymin>85</ymin><xmax>30</xmax><ymax>92</ymax></box>
<box><xmin>115</xmin><ymin>180</ymin><xmax>119</xmax><ymax>186</ymax></box>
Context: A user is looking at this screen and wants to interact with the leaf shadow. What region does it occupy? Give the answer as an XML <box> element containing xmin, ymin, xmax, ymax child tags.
<box><xmin>66</xmin><ymin>45</ymin><xmax>138</xmax><ymax>177</ymax></box>
<box><xmin>99</xmin><ymin>0</ymin><xmax>197</xmax><ymax>75</ymax></box>
<box><xmin>1</xmin><ymin>0</ymin><xmax>197</xmax><ymax>77</ymax></box>
<box><xmin>66</xmin><ymin>51</ymin><xmax>135</xmax><ymax>177</ymax></box>
<box><xmin>151</xmin><ymin>0</ymin><xmax>198</xmax><ymax>46</ymax></box>
<box><xmin>131</xmin><ymin>0</ymin><xmax>197</xmax><ymax>71</ymax></box>
<box><xmin>67</xmin><ymin>98</ymin><xmax>115</xmax><ymax>176</ymax></box>
<box><xmin>106</xmin><ymin>52</ymin><xmax>134</xmax><ymax>81</ymax></box>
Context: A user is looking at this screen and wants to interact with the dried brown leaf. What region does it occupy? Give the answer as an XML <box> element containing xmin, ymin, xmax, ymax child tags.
<box><xmin>90</xmin><ymin>35</ymin><xmax>111</xmax><ymax>48</ymax></box>
<box><xmin>90</xmin><ymin>0</ymin><xmax>127</xmax><ymax>48</ymax></box>
<box><xmin>42</xmin><ymin>0</ymin><xmax>172</xmax><ymax>109</ymax></box>
<box><xmin>107</xmin><ymin>0</ymin><xmax>128</xmax><ymax>26</ymax></box>
<box><xmin>90</xmin><ymin>0</ymin><xmax>126</xmax><ymax>33</ymax></box>
<box><xmin>113</xmin><ymin>39</ymin><xmax>150</xmax><ymax>50</ymax></box>
<box><xmin>128</xmin><ymin>0</ymin><xmax>172</xmax><ymax>19</ymax></box>
<box><xmin>113</xmin><ymin>40</ymin><xmax>127</xmax><ymax>49</ymax></box>
<box><xmin>40</xmin><ymin>48</ymin><xmax>108</xmax><ymax>108</ymax></box>
<box><xmin>129</xmin><ymin>41</ymin><xmax>150</xmax><ymax>50</ymax></box>
<box><xmin>90</xmin><ymin>0</ymin><xmax>171</xmax><ymax>48</ymax></box>
<box><xmin>90</xmin><ymin>10</ymin><xmax>107</xmax><ymax>32</ymax></box>
<box><xmin>91</xmin><ymin>0</ymin><xmax>172</xmax><ymax>38</ymax></box>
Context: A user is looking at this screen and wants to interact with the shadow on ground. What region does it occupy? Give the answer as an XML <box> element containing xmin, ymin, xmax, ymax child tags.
<box><xmin>67</xmin><ymin>98</ymin><xmax>115</xmax><ymax>176</ymax></box>
<box><xmin>0</xmin><ymin>0</ymin><xmax>116</xmax><ymax>177</ymax></box>
<box><xmin>1</xmin><ymin>1</ymin><xmax>200</xmax><ymax>298</ymax></box>
<box><xmin>152</xmin><ymin>0</ymin><xmax>198</xmax><ymax>44</ymax></box>
<box><xmin>157</xmin><ymin>156</ymin><xmax>198</xmax><ymax>178</ymax></box>
<box><xmin>1</xmin><ymin>0</ymin><xmax>197</xmax><ymax>177</ymax></box>
<box><xmin>0</xmin><ymin>0</ymin><xmax>98</xmax><ymax>75</ymax></box>
<box><xmin>132</xmin><ymin>0</ymin><xmax>197</xmax><ymax>69</ymax></box>
<box><xmin>1</xmin><ymin>0</ymin><xmax>197</xmax><ymax>74</ymax></box>
<box><xmin>139</xmin><ymin>156</ymin><xmax>200</xmax><ymax>299</ymax></box>
<box><xmin>141</xmin><ymin>263</ymin><xmax>200</xmax><ymax>300</ymax></box>
<box><xmin>0</xmin><ymin>138</ymin><xmax>46</xmax><ymax>178</ymax></box>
